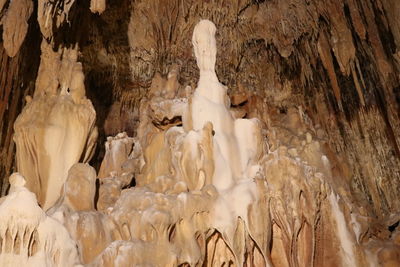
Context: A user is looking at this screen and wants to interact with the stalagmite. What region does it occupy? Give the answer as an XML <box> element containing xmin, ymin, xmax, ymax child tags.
<box><xmin>98</xmin><ymin>132</ymin><xmax>134</xmax><ymax>179</ymax></box>
<box><xmin>191</xmin><ymin>20</ymin><xmax>242</xmax><ymax>190</ymax></box>
<box><xmin>13</xmin><ymin>41</ymin><xmax>97</xmax><ymax>210</ymax></box>
<box><xmin>0</xmin><ymin>173</ymin><xmax>81</xmax><ymax>266</ymax></box>
<box><xmin>97</xmin><ymin>133</ymin><xmax>136</xmax><ymax>211</ymax></box>
<box><xmin>48</xmin><ymin>164</ymin><xmax>120</xmax><ymax>264</ymax></box>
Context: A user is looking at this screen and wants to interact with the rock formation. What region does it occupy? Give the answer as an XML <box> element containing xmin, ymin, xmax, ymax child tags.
<box><xmin>0</xmin><ymin>0</ymin><xmax>400</xmax><ymax>266</ymax></box>
<box><xmin>1</xmin><ymin>0</ymin><xmax>33</xmax><ymax>57</ymax></box>
<box><xmin>13</xmin><ymin>41</ymin><xmax>98</xmax><ymax>210</ymax></box>
<box><xmin>90</xmin><ymin>0</ymin><xmax>106</xmax><ymax>14</ymax></box>
<box><xmin>37</xmin><ymin>0</ymin><xmax>76</xmax><ymax>40</ymax></box>
<box><xmin>0</xmin><ymin>173</ymin><xmax>80</xmax><ymax>266</ymax></box>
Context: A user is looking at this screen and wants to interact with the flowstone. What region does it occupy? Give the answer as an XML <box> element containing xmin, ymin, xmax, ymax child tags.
<box><xmin>13</xmin><ymin>41</ymin><xmax>97</xmax><ymax>210</ymax></box>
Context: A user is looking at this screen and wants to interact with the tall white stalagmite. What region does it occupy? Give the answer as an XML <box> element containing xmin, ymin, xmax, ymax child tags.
<box><xmin>192</xmin><ymin>20</ymin><xmax>249</xmax><ymax>190</ymax></box>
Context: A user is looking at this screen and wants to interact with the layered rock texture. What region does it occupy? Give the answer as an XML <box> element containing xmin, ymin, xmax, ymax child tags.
<box><xmin>13</xmin><ymin>41</ymin><xmax>98</xmax><ymax>210</ymax></box>
<box><xmin>0</xmin><ymin>0</ymin><xmax>400</xmax><ymax>266</ymax></box>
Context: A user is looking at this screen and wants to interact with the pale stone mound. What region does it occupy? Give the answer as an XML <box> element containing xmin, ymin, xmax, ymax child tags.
<box><xmin>98</xmin><ymin>132</ymin><xmax>135</xmax><ymax>179</ymax></box>
<box><xmin>48</xmin><ymin>164</ymin><xmax>120</xmax><ymax>264</ymax></box>
<box><xmin>0</xmin><ymin>173</ymin><xmax>80</xmax><ymax>267</ymax></box>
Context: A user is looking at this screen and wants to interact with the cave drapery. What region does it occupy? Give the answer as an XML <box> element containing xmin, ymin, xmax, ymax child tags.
<box><xmin>0</xmin><ymin>0</ymin><xmax>400</xmax><ymax>266</ymax></box>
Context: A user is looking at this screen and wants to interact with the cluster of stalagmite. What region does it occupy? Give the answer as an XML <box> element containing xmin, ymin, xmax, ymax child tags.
<box><xmin>1</xmin><ymin>18</ymin><xmax>400</xmax><ymax>267</ymax></box>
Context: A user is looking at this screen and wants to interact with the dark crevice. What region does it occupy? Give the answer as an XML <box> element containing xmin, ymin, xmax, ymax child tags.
<box><xmin>152</xmin><ymin>116</ymin><xmax>183</xmax><ymax>129</ymax></box>
<box><xmin>128</xmin><ymin>179</ymin><xmax>135</xmax><ymax>188</ymax></box>
<box><xmin>371</xmin><ymin>2</ymin><xmax>397</xmax><ymax>58</ymax></box>
<box><xmin>85</xmin><ymin>70</ymin><xmax>114</xmax><ymax>171</ymax></box>
<box><xmin>77</xmin><ymin>0</ymin><xmax>132</xmax><ymax>170</ymax></box>
<box><xmin>331</xmin><ymin>50</ymin><xmax>360</xmax><ymax>122</ymax></box>
<box><xmin>317</xmin><ymin>56</ymin><xmax>341</xmax><ymax>115</ymax></box>
<box><xmin>373</xmin><ymin>82</ymin><xmax>400</xmax><ymax>158</ymax></box>
<box><xmin>348</xmin><ymin>22</ymin><xmax>400</xmax><ymax>158</ymax></box>
<box><xmin>388</xmin><ymin>220</ymin><xmax>399</xmax><ymax>232</ymax></box>
<box><xmin>393</xmin><ymin>86</ymin><xmax>400</xmax><ymax>107</ymax></box>
<box><xmin>94</xmin><ymin>178</ymin><xmax>100</xmax><ymax>210</ymax></box>
<box><xmin>52</xmin><ymin>1</ymin><xmax>91</xmax><ymax>50</ymax></box>
<box><xmin>278</xmin><ymin>49</ymin><xmax>302</xmax><ymax>82</ymax></box>
<box><xmin>231</xmin><ymin>100</ymin><xmax>248</xmax><ymax>108</ymax></box>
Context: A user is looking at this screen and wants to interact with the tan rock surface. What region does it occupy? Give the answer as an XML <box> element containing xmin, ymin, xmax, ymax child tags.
<box><xmin>1</xmin><ymin>0</ymin><xmax>33</xmax><ymax>57</ymax></box>
<box><xmin>90</xmin><ymin>0</ymin><xmax>106</xmax><ymax>14</ymax></box>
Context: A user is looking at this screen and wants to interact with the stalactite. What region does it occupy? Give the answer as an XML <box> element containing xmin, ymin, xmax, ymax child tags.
<box><xmin>90</xmin><ymin>0</ymin><xmax>106</xmax><ymax>14</ymax></box>
<box><xmin>1</xmin><ymin>0</ymin><xmax>33</xmax><ymax>57</ymax></box>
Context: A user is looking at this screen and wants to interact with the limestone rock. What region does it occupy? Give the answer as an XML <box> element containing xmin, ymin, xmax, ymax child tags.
<box><xmin>98</xmin><ymin>132</ymin><xmax>134</xmax><ymax>179</ymax></box>
<box><xmin>1</xmin><ymin>0</ymin><xmax>33</xmax><ymax>57</ymax></box>
<box><xmin>0</xmin><ymin>173</ymin><xmax>81</xmax><ymax>266</ymax></box>
<box><xmin>37</xmin><ymin>0</ymin><xmax>76</xmax><ymax>39</ymax></box>
<box><xmin>90</xmin><ymin>0</ymin><xmax>106</xmax><ymax>14</ymax></box>
<box><xmin>57</xmin><ymin>163</ymin><xmax>97</xmax><ymax>211</ymax></box>
<box><xmin>13</xmin><ymin>41</ymin><xmax>97</xmax><ymax>210</ymax></box>
<box><xmin>48</xmin><ymin>163</ymin><xmax>120</xmax><ymax>264</ymax></box>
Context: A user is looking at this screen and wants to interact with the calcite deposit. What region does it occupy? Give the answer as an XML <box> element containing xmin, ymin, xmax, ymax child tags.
<box><xmin>0</xmin><ymin>173</ymin><xmax>80</xmax><ymax>267</ymax></box>
<box><xmin>90</xmin><ymin>0</ymin><xmax>106</xmax><ymax>14</ymax></box>
<box><xmin>13</xmin><ymin>41</ymin><xmax>98</xmax><ymax>210</ymax></box>
<box><xmin>1</xmin><ymin>0</ymin><xmax>33</xmax><ymax>57</ymax></box>
<box><xmin>1</xmin><ymin>1</ymin><xmax>400</xmax><ymax>267</ymax></box>
<box><xmin>37</xmin><ymin>0</ymin><xmax>76</xmax><ymax>39</ymax></box>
